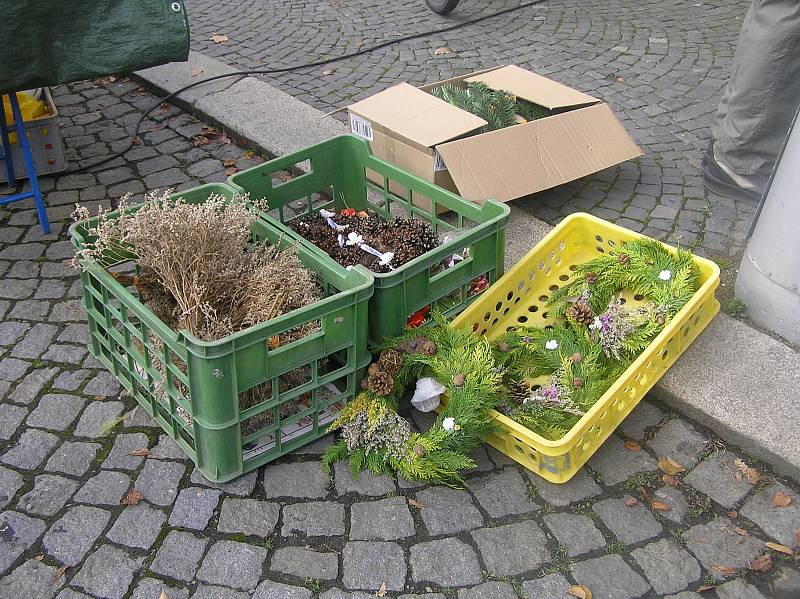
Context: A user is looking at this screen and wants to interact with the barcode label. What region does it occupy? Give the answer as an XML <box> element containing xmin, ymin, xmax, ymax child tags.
<box><xmin>434</xmin><ymin>150</ymin><xmax>448</xmax><ymax>172</ymax></box>
<box><xmin>350</xmin><ymin>114</ymin><xmax>373</xmax><ymax>141</ymax></box>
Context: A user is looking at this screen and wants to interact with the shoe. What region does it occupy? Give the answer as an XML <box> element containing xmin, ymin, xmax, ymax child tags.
<box><xmin>702</xmin><ymin>144</ymin><xmax>763</xmax><ymax>206</ymax></box>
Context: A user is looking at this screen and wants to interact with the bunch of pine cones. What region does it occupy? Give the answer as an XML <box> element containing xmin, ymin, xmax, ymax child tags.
<box><xmin>290</xmin><ymin>210</ymin><xmax>439</xmax><ymax>273</ymax></box>
<box><xmin>361</xmin><ymin>348</ymin><xmax>404</xmax><ymax>396</ymax></box>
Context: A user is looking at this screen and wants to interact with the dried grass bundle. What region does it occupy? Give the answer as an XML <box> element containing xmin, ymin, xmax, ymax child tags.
<box><xmin>74</xmin><ymin>190</ymin><xmax>323</xmax><ymax>341</ymax></box>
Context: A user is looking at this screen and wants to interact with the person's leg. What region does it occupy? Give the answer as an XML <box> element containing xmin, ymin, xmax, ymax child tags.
<box><xmin>706</xmin><ymin>0</ymin><xmax>800</xmax><ymax>201</ymax></box>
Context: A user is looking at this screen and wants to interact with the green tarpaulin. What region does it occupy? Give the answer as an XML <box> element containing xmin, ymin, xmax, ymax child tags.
<box><xmin>1</xmin><ymin>0</ymin><xmax>189</xmax><ymax>94</ymax></box>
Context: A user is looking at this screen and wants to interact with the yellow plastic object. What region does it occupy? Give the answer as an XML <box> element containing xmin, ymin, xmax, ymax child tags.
<box><xmin>448</xmin><ymin>213</ymin><xmax>720</xmax><ymax>483</ymax></box>
<box><xmin>3</xmin><ymin>92</ymin><xmax>50</xmax><ymax>125</ymax></box>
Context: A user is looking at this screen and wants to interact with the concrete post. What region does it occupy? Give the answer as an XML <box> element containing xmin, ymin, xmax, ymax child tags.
<box><xmin>735</xmin><ymin>108</ymin><xmax>800</xmax><ymax>345</ymax></box>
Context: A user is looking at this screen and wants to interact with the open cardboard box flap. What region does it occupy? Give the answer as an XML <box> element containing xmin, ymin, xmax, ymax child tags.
<box><xmin>465</xmin><ymin>65</ymin><xmax>599</xmax><ymax>110</ymax></box>
<box><xmin>435</xmin><ymin>103</ymin><xmax>643</xmax><ymax>204</ymax></box>
<box><xmin>347</xmin><ymin>82</ymin><xmax>486</xmax><ymax>148</ymax></box>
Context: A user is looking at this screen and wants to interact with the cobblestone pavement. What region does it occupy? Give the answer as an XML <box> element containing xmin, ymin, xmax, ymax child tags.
<box><xmin>2</xmin><ymin>79</ymin><xmax>800</xmax><ymax>598</ymax></box>
<box><xmin>184</xmin><ymin>0</ymin><xmax>757</xmax><ymax>259</ymax></box>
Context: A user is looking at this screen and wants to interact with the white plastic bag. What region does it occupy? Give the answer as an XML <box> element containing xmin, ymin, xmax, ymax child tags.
<box><xmin>411</xmin><ymin>377</ymin><xmax>446</xmax><ymax>412</ymax></box>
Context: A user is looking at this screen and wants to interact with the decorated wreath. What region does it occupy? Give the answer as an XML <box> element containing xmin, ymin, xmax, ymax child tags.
<box><xmin>322</xmin><ymin>237</ymin><xmax>700</xmax><ymax>486</ymax></box>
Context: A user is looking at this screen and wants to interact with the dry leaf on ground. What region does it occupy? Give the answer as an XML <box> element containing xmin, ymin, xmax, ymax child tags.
<box><xmin>121</xmin><ymin>489</ymin><xmax>144</xmax><ymax>506</ymax></box>
<box><xmin>733</xmin><ymin>526</ymin><xmax>749</xmax><ymax>537</ymax></box>
<box><xmin>128</xmin><ymin>448</ymin><xmax>150</xmax><ymax>457</ymax></box>
<box><xmin>94</xmin><ymin>76</ymin><xmax>117</xmax><ymax>86</ymax></box>
<box><xmin>211</xmin><ymin>33</ymin><xmax>229</xmax><ymax>44</ymax></box>
<box><xmin>735</xmin><ymin>458</ymin><xmax>761</xmax><ymax>484</ymax></box>
<box><xmin>375</xmin><ymin>582</ymin><xmax>387</xmax><ymax>597</ymax></box>
<box><xmin>772</xmin><ymin>491</ymin><xmax>792</xmax><ymax>507</ymax></box>
<box><xmin>567</xmin><ymin>584</ymin><xmax>592</xmax><ymax>599</ymax></box>
<box><xmin>434</xmin><ymin>47</ymin><xmax>451</xmax><ymax>55</ymax></box>
<box><xmin>225</xmin><ymin>167</ymin><xmax>238</xmax><ymax>176</ymax></box>
<box><xmin>795</xmin><ymin>529</ymin><xmax>800</xmax><ymax>548</ymax></box>
<box><xmin>663</xmin><ymin>474</ymin><xmax>680</xmax><ymax>487</ymax></box>
<box><xmin>658</xmin><ymin>456</ymin><xmax>686</xmax><ymax>475</ymax></box>
<box><xmin>765</xmin><ymin>541</ymin><xmax>793</xmax><ymax>555</ymax></box>
<box><xmin>727</xmin><ymin>510</ymin><xmax>738</xmax><ymax>519</ymax></box>
<box><xmin>159</xmin><ymin>591</ymin><xmax>169</xmax><ymax>599</ymax></box>
<box><xmin>650</xmin><ymin>500</ymin><xmax>671</xmax><ymax>512</ymax></box>
<box><xmin>223</xmin><ymin>159</ymin><xmax>238</xmax><ymax>167</ymax></box>
<box><xmin>191</xmin><ymin>68</ymin><xmax>203</xmax><ymax>77</ymax></box>
<box><xmin>712</xmin><ymin>565</ymin><xmax>737</xmax><ymax>575</ymax></box>
<box><xmin>35</xmin><ymin>555</ymin><xmax>44</xmax><ymax>561</ymax></box>
<box><xmin>749</xmin><ymin>554</ymin><xmax>773</xmax><ymax>572</ymax></box>
<box><xmin>52</xmin><ymin>565</ymin><xmax>68</xmax><ymax>582</ymax></box>
<box><xmin>322</xmin><ymin>69</ymin><xmax>334</xmax><ymax>76</ymax></box>
<box><xmin>147</xmin><ymin>121</ymin><xmax>169</xmax><ymax>133</ymax></box>
<box><xmin>624</xmin><ymin>440</ymin><xmax>641</xmax><ymax>451</ymax></box>
<box><xmin>408</xmin><ymin>498</ymin><xmax>424</xmax><ymax>509</ymax></box>
<box><xmin>243</xmin><ymin>150</ymin><xmax>255</xmax><ymax>160</ymax></box>
<box><xmin>696</xmin><ymin>585</ymin><xmax>716</xmax><ymax>592</ymax></box>
<box><xmin>625</xmin><ymin>497</ymin><xmax>638</xmax><ymax>506</ymax></box>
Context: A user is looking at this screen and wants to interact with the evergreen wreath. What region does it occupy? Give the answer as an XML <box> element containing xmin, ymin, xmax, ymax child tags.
<box><xmin>322</xmin><ymin>238</ymin><xmax>700</xmax><ymax>485</ymax></box>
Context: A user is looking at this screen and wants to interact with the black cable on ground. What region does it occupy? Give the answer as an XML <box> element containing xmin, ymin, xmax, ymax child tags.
<box><xmin>61</xmin><ymin>0</ymin><xmax>546</xmax><ymax>175</ymax></box>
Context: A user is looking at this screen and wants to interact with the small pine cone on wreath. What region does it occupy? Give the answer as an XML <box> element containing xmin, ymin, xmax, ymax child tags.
<box><xmin>416</xmin><ymin>337</ymin><xmax>438</xmax><ymax>356</ymax></box>
<box><xmin>506</xmin><ymin>380</ymin><xmax>530</xmax><ymax>405</ymax></box>
<box><xmin>377</xmin><ymin>348</ymin><xmax>403</xmax><ymax>375</ymax></box>
<box><xmin>367</xmin><ymin>370</ymin><xmax>394</xmax><ymax>396</ymax></box>
<box><xmin>566</xmin><ymin>301</ymin><xmax>594</xmax><ymax>325</ymax></box>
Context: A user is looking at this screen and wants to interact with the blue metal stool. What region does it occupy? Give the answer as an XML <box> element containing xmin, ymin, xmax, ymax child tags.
<box><xmin>0</xmin><ymin>93</ymin><xmax>50</xmax><ymax>233</ymax></box>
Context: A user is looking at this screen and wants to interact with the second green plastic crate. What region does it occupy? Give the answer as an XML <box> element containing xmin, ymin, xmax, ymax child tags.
<box><xmin>228</xmin><ymin>134</ymin><xmax>510</xmax><ymax>344</ymax></box>
<box><xmin>70</xmin><ymin>183</ymin><xmax>373</xmax><ymax>483</ymax></box>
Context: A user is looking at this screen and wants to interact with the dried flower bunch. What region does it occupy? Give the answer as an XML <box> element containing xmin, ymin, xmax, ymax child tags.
<box><xmin>290</xmin><ymin>208</ymin><xmax>439</xmax><ymax>273</ymax></box>
<box><xmin>74</xmin><ymin>191</ymin><xmax>322</xmax><ymax>342</ymax></box>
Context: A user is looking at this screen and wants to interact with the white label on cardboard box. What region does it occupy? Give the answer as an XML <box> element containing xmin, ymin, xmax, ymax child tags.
<box><xmin>350</xmin><ymin>114</ymin><xmax>374</xmax><ymax>141</ymax></box>
<box><xmin>433</xmin><ymin>150</ymin><xmax>448</xmax><ymax>172</ymax></box>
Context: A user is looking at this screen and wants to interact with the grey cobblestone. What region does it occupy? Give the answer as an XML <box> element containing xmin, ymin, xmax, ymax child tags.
<box><xmin>131</xmin><ymin>578</ymin><xmax>190</xmax><ymax>599</ymax></box>
<box><xmin>282</xmin><ymin>501</ymin><xmax>345</xmax><ymax>537</ymax></box>
<box><xmin>410</xmin><ymin>538</ymin><xmax>482</xmax><ymax>587</ymax></box>
<box><xmin>684</xmin><ymin>453</ymin><xmax>753</xmax><ymax>508</ymax></box>
<box><xmin>73</xmin><ymin>470</ymin><xmax>131</xmax><ymax>505</ymax></box>
<box><xmin>684</xmin><ymin>517</ymin><xmax>764</xmax><ymax>580</ymax></box>
<box><xmin>263</xmin><ymin>461</ymin><xmax>328</xmax><ymax>499</ymax></box>
<box><xmin>0</xmin><ymin>404</ymin><xmax>27</xmax><ymax>440</ymax></box>
<box><xmin>522</xmin><ymin>573</ymin><xmax>572</xmax><ymax>599</ymax></box>
<box><xmin>588</xmin><ymin>437</ymin><xmax>660</xmax><ymax>486</ymax></box>
<box><xmin>416</xmin><ymin>487</ymin><xmax>483</xmax><ymax>536</ymax></box>
<box><xmin>8</xmin><ymin>367</ymin><xmax>58</xmax><ymax>404</ymax></box>
<box><xmin>18</xmin><ymin>474</ymin><xmax>78</xmax><ymax>516</ymax></box>
<box><xmin>0</xmin><ymin>321</ymin><xmax>30</xmax><ymax>345</ymax></box>
<box><xmin>0</xmin><ymin>511</ymin><xmax>46</xmax><ymax>574</ymax></box>
<box><xmin>647</xmin><ymin>419</ymin><xmax>708</xmax><ymax>468</ymax></box>
<box><xmin>70</xmin><ymin>545</ymin><xmax>140</xmax><ymax>599</ymax></box>
<box><xmin>527</xmin><ymin>469</ymin><xmax>603</xmax><ymax>506</ymax></box>
<box><xmin>150</xmin><ymin>530</ymin><xmax>208</xmax><ymax>581</ymax></box>
<box><xmin>631</xmin><ymin>539</ymin><xmax>702</xmax><ymax>594</ymax></box>
<box><xmin>101</xmin><ymin>432</ymin><xmax>150</xmax><ymax>470</ymax></box>
<box><xmin>73</xmin><ymin>400</ymin><xmax>125</xmax><ymax>438</ymax></box>
<box><xmin>52</xmin><ymin>369</ymin><xmax>90</xmax><ymax>391</ymax></box>
<box><xmin>134</xmin><ymin>459</ymin><xmax>186</xmax><ymax>507</ymax></box>
<box><xmin>44</xmin><ymin>441</ymin><xmax>99</xmax><ymax>476</ymax></box>
<box><xmin>593</xmin><ymin>496</ymin><xmax>663</xmax><ymax>545</ymax></box>
<box><xmin>571</xmin><ymin>554</ymin><xmax>651</xmax><ymax>599</ymax></box>
<box><xmin>0</xmin><ymin>559</ymin><xmax>64</xmax><ymax>598</ymax></box>
<box><xmin>43</xmin><ymin>506</ymin><xmax>111</xmax><ymax>566</ymax></box>
<box><xmin>217</xmin><ymin>497</ymin><xmax>280</xmax><ymax>537</ymax></box>
<box><xmin>26</xmin><ymin>393</ymin><xmax>85</xmax><ymax>431</ymax></box>
<box><xmin>0</xmin><ymin>467</ymin><xmax>24</xmax><ymax>509</ymax></box>
<box><xmin>271</xmin><ymin>546</ymin><xmax>339</xmax><ymax>580</ymax></box>
<box><xmin>106</xmin><ymin>502</ymin><xmax>166</xmax><ymax>549</ymax></box>
<box><xmin>466</xmin><ymin>468</ymin><xmax>539</xmax><ymax>517</ymax></box>
<box><xmin>1</xmin><ymin>429</ymin><xmax>59</xmax><ymax>470</ymax></box>
<box><xmin>254</xmin><ymin>580</ymin><xmax>312</xmax><ymax>599</ymax></box>
<box><xmin>350</xmin><ymin>496</ymin><xmax>415</xmax><ymax>541</ymax></box>
<box><xmin>191</xmin><ymin>468</ymin><xmax>257</xmax><ymax>495</ymax></box>
<box><xmin>334</xmin><ymin>462</ymin><xmax>396</xmax><ymax>496</ymax></box>
<box><xmin>343</xmin><ymin>541</ymin><xmax>406</xmax><ymax>592</ymax></box>
<box><xmin>458</xmin><ymin>582</ymin><xmax>516</xmax><ymax>599</ymax></box>
<box><xmin>197</xmin><ymin>540</ymin><xmax>267</xmax><ymax>590</ymax></box>
<box><xmin>169</xmin><ymin>486</ymin><xmax>221</xmax><ymax>530</ymax></box>
<box><xmin>472</xmin><ymin>520</ymin><xmax>551</xmax><ymax>576</ymax></box>
<box><xmin>740</xmin><ymin>483</ymin><xmax>800</xmax><ymax>547</ymax></box>
<box><xmin>543</xmin><ymin>512</ymin><xmax>605</xmax><ymax>557</ymax></box>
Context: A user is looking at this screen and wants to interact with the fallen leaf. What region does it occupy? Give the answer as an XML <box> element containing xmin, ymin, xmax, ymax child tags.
<box><xmin>211</xmin><ymin>33</ymin><xmax>229</xmax><ymax>44</ymax></box>
<box><xmin>97</xmin><ymin>416</ymin><xmax>125</xmax><ymax>436</ymax></box>
<box><xmin>625</xmin><ymin>497</ymin><xmax>638</xmax><ymax>506</ymax></box>
<box><xmin>795</xmin><ymin>529</ymin><xmax>800</xmax><ymax>548</ymax></box>
<box><xmin>157</xmin><ymin>103</ymin><xmax>171</xmax><ymax>116</ymax></box>
<box><xmin>650</xmin><ymin>500</ymin><xmax>671</xmax><ymax>512</ymax></box>
<box><xmin>94</xmin><ymin>75</ymin><xmax>117</xmax><ymax>86</ymax></box>
<box><xmin>35</xmin><ymin>555</ymin><xmax>44</xmax><ymax>561</ymax></box>
<box><xmin>696</xmin><ymin>585</ymin><xmax>716</xmax><ymax>592</ymax></box>
<box><xmin>222</xmin><ymin>159</ymin><xmax>238</xmax><ymax>167</ymax></box>
<box><xmin>191</xmin><ymin>68</ymin><xmax>203</xmax><ymax>77</ymax></box>
<box><xmin>567</xmin><ymin>584</ymin><xmax>592</xmax><ymax>599</ymax></box>
<box><xmin>765</xmin><ymin>541</ymin><xmax>793</xmax><ymax>555</ymax></box>
<box><xmin>727</xmin><ymin>510</ymin><xmax>738</xmax><ymax>520</ymax></box>
<box><xmin>147</xmin><ymin>121</ymin><xmax>169</xmax><ymax>133</ymax></box>
<box><xmin>128</xmin><ymin>448</ymin><xmax>150</xmax><ymax>457</ymax></box>
<box><xmin>159</xmin><ymin>591</ymin><xmax>169</xmax><ymax>599</ymax></box>
<box><xmin>733</xmin><ymin>527</ymin><xmax>749</xmax><ymax>537</ymax></box>
<box><xmin>712</xmin><ymin>565</ymin><xmax>737</xmax><ymax>575</ymax></box>
<box><xmin>242</xmin><ymin>149</ymin><xmax>255</xmax><ymax>160</ymax></box>
<box><xmin>356</xmin><ymin>41</ymin><xmax>365</xmax><ymax>48</ymax></box>
<box><xmin>663</xmin><ymin>474</ymin><xmax>680</xmax><ymax>488</ymax></box>
<box><xmin>434</xmin><ymin>46</ymin><xmax>451</xmax><ymax>55</ymax></box>
<box><xmin>408</xmin><ymin>498</ymin><xmax>424</xmax><ymax>509</ymax></box>
<box><xmin>616</xmin><ymin>76</ymin><xmax>625</xmax><ymax>83</ymax></box>
<box><xmin>192</xmin><ymin>135</ymin><xmax>210</xmax><ymax>147</ymax></box>
<box><xmin>121</xmin><ymin>489</ymin><xmax>144</xmax><ymax>506</ymax></box>
<box><xmin>624</xmin><ymin>440</ymin><xmax>641</xmax><ymax>451</ymax></box>
<box><xmin>658</xmin><ymin>456</ymin><xmax>686</xmax><ymax>475</ymax></box>
<box><xmin>735</xmin><ymin>459</ymin><xmax>761</xmax><ymax>484</ymax></box>
<box><xmin>131</xmin><ymin>135</ymin><xmax>143</xmax><ymax>146</ymax></box>
<box><xmin>375</xmin><ymin>581</ymin><xmax>387</xmax><ymax>597</ymax></box>
<box><xmin>772</xmin><ymin>491</ymin><xmax>792</xmax><ymax>507</ymax></box>
<box><xmin>52</xmin><ymin>565</ymin><xmax>68</xmax><ymax>582</ymax></box>
<box><xmin>219</xmin><ymin>130</ymin><xmax>231</xmax><ymax>144</ymax></box>
<box><xmin>225</xmin><ymin>166</ymin><xmax>238</xmax><ymax>176</ymax></box>
<box><xmin>94</xmin><ymin>395</ymin><xmax>105</xmax><ymax>401</ymax></box>
<box><xmin>749</xmin><ymin>553</ymin><xmax>773</xmax><ymax>572</ymax></box>
<box><xmin>322</xmin><ymin>69</ymin><xmax>335</xmax><ymax>76</ymax></box>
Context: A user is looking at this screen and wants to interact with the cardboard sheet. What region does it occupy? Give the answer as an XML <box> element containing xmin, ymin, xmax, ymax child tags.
<box><xmin>435</xmin><ymin>104</ymin><xmax>642</xmax><ymax>204</ymax></box>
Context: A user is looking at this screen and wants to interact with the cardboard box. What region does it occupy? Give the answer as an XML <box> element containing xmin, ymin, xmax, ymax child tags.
<box><xmin>346</xmin><ymin>65</ymin><xmax>642</xmax><ymax>206</ymax></box>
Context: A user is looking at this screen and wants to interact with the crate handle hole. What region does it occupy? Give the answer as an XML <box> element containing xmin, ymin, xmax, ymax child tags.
<box><xmin>595</xmin><ymin>234</ymin><xmax>604</xmax><ymax>243</ymax></box>
<box><xmin>517</xmin><ymin>316</ymin><xmax>528</xmax><ymax>323</ymax></box>
<box><xmin>559</xmin><ymin>274</ymin><xmax>570</xmax><ymax>281</ymax></box>
<box><xmin>528</xmin><ymin>305</ymin><xmax>539</xmax><ymax>313</ymax></box>
<box><xmin>538</xmin><ymin>295</ymin><xmax>549</xmax><ymax>302</ymax></box>
<box><xmin>596</xmin><ymin>246</ymin><xmax>605</xmax><ymax>253</ymax></box>
<box><xmin>548</xmin><ymin>284</ymin><xmax>559</xmax><ymax>292</ymax></box>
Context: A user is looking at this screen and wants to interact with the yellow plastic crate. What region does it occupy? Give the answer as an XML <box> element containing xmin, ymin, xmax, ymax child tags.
<box><xmin>449</xmin><ymin>212</ymin><xmax>720</xmax><ymax>483</ymax></box>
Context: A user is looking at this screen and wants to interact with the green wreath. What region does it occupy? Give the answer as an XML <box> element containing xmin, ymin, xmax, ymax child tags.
<box><xmin>322</xmin><ymin>237</ymin><xmax>700</xmax><ymax>486</ymax></box>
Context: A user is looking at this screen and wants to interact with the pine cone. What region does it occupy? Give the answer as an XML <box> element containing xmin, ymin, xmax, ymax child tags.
<box><xmin>506</xmin><ymin>380</ymin><xmax>530</xmax><ymax>405</ymax></box>
<box><xmin>566</xmin><ymin>301</ymin><xmax>594</xmax><ymax>325</ymax></box>
<box><xmin>366</xmin><ymin>371</ymin><xmax>394</xmax><ymax>396</ymax></box>
<box><xmin>378</xmin><ymin>348</ymin><xmax>403</xmax><ymax>375</ymax></box>
<box><xmin>497</xmin><ymin>341</ymin><xmax>510</xmax><ymax>352</ymax></box>
<box><xmin>360</xmin><ymin>378</ymin><xmax>370</xmax><ymax>390</ymax></box>
<box><xmin>584</xmin><ymin>272</ymin><xmax>598</xmax><ymax>285</ymax></box>
<box><xmin>618</xmin><ymin>253</ymin><xmax>630</xmax><ymax>265</ymax></box>
<box><xmin>452</xmin><ymin>373</ymin><xmax>465</xmax><ymax>388</ymax></box>
<box><xmin>367</xmin><ymin>362</ymin><xmax>383</xmax><ymax>377</ymax></box>
<box><xmin>417</xmin><ymin>339</ymin><xmax>438</xmax><ymax>356</ymax></box>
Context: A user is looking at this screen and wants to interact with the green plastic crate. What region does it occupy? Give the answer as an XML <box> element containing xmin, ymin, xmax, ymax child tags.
<box><xmin>228</xmin><ymin>135</ymin><xmax>510</xmax><ymax>344</ymax></box>
<box><xmin>70</xmin><ymin>183</ymin><xmax>373</xmax><ymax>483</ymax></box>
